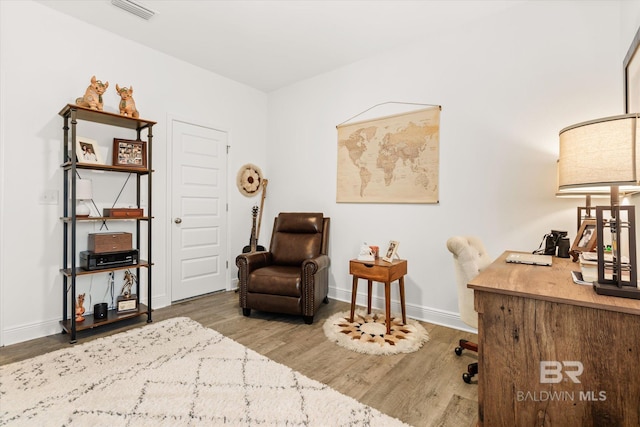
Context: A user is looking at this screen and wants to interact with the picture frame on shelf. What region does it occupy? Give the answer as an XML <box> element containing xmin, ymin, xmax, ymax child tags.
<box><xmin>571</xmin><ymin>219</ymin><xmax>597</xmax><ymax>254</ymax></box>
<box><xmin>113</xmin><ymin>138</ymin><xmax>147</xmax><ymax>169</ymax></box>
<box><xmin>76</xmin><ymin>136</ymin><xmax>103</xmax><ymax>165</ymax></box>
<box><xmin>382</xmin><ymin>240</ymin><xmax>399</xmax><ymax>262</ymax></box>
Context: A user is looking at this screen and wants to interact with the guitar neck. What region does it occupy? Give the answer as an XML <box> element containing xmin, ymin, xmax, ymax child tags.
<box><xmin>256</xmin><ymin>179</ymin><xmax>268</xmax><ymax>241</ymax></box>
<box><xmin>250</xmin><ymin>208</ymin><xmax>258</xmax><ymax>251</ymax></box>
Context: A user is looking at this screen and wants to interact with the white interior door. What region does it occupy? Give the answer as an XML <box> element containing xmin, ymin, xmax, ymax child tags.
<box><xmin>171</xmin><ymin>119</ymin><xmax>228</xmax><ymax>301</ymax></box>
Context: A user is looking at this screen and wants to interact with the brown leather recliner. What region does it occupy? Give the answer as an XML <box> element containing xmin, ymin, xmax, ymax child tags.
<box><xmin>236</xmin><ymin>212</ymin><xmax>330</xmax><ymax>324</ymax></box>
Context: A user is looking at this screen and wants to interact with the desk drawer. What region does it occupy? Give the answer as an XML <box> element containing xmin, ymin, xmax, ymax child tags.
<box><xmin>350</xmin><ymin>261</ymin><xmax>389</xmax><ymax>281</ymax></box>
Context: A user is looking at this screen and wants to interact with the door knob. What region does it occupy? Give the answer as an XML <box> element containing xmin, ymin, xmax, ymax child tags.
<box><xmin>174</xmin><ymin>217</ymin><xmax>182</xmax><ymax>224</ymax></box>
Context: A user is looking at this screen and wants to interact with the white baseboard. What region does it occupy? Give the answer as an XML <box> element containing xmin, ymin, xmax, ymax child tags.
<box><xmin>2</xmin><ymin>284</ymin><xmax>475</xmax><ymax>347</ymax></box>
<box><xmin>2</xmin><ymin>317</ymin><xmax>63</xmax><ymax>347</ymax></box>
<box><xmin>329</xmin><ymin>285</ymin><xmax>477</xmax><ymax>334</ymax></box>
<box><xmin>2</xmin><ymin>295</ymin><xmax>170</xmax><ymax>347</ymax></box>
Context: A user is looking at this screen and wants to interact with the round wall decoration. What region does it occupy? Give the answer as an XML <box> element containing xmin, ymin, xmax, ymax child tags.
<box><xmin>236</xmin><ymin>163</ymin><xmax>263</xmax><ymax>197</ymax></box>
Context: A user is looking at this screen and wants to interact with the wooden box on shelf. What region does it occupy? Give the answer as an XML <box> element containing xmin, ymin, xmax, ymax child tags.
<box><xmin>103</xmin><ymin>208</ymin><xmax>144</xmax><ymax>218</ymax></box>
<box><xmin>88</xmin><ymin>232</ymin><xmax>132</xmax><ymax>253</ymax></box>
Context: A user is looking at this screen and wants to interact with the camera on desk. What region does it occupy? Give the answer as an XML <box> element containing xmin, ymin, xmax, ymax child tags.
<box><xmin>544</xmin><ymin>229</ymin><xmax>570</xmax><ymax>257</ymax></box>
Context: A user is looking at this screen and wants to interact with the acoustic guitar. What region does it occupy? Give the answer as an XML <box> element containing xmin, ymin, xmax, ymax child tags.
<box><xmin>242</xmin><ymin>179</ymin><xmax>268</xmax><ymax>253</ymax></box>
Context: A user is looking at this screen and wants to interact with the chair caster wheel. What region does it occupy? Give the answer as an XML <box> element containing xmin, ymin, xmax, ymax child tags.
<box><xmin>462</xmin><ymin>372</ymin><xmax>472</xmax><ymax>383</ymax></box>
<box><xmin>454</xmin><ymin>346</ymin><xmax>463</xmax><ymax>356</ymax></box>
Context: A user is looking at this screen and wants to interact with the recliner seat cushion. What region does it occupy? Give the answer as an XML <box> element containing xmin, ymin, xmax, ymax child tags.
<box><xmin>248</xmin><ymin>265</ymin><xmax>301</xmax><ymax>297</ymax></box>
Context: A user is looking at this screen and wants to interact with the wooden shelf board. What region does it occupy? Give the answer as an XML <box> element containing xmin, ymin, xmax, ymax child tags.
<box><xmin>61</xmin><ymin>261</ymin><xmax>149</xmax><ymax>276</ymax></box>
<box><xmin>60</xmin><ymin>304</ymin><xmax>149</xmax><ymax>333</ymax></box>
<box><xmin>61</xmin><ymin>216</ymin><xmax>150</xmax><ymax>222</ymax></box>
<box><xmin>61</xmin><ymin>162</ymin><xmax>151</xmax><ymax>175</ymax></box>
<box><xmin>59</xmin><ymin>104</ymin><xmax>156</xmax><ymax>129</ymax></box>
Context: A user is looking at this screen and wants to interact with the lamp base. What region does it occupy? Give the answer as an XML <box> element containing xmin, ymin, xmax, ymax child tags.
<box><xmin>593</xmin><ymin>282</ymin><xmax>640</xmax><ymax>300</ymax></box>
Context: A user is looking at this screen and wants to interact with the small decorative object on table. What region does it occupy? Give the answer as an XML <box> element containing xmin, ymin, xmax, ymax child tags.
<box><xmin>369</xmin><ymin>245</ymin><xmax>379</xmax><ymax>258</ymax></box>
<box><xmin>75</xmin><ymin>293</ymin><xmax>86</xmax><ymax>322</ymax></box>
<box><xmin>357</xmin><ymin>242</ymin><xmax>375</xmax><ymax>261</ymax></box>
<box><xmin>75</xmin><ymin>75</ymin><xmax>108</xmax><ymax>111</ymax></box>
<box><xmin>115</xmin><ymin>84</ymin><xmax>139</xmax><ymax>117</ymax></box>
<box><xmin>117</xmin><ymin>270</ymin><xmax>138</xmax><ymax>313</ymax></box>
<box><xmin>383</xmin><ymin>240</ymin><xmax>399</xmax><ymax>262</ymax></box>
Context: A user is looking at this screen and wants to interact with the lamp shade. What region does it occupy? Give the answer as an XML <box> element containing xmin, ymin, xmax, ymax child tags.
<box><xmin>558</xmin><ymin>114</ymin><xmax>640</xmax><ymax>191</ymax></box>
<box><xmin>75</xmin><ymin>179</ymin><xmax>93</xmax><ymax>200</ymax></box>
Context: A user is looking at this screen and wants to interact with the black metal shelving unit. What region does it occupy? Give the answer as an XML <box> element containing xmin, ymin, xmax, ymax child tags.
<box><xmin>59</xmin><ymin>104</ymin><xmax>156</xmax><ymax>343</ymax></box>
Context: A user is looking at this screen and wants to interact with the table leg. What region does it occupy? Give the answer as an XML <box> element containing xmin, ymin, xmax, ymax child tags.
<box><xmin>399</xmin><ymin>276</ymin><xmax>407</xmax><ymax>325</ymax></box>
<box><xmin>385</xmin><ymin>282</ymin><xmax>391</xmax><ymax>335</ymax></box>
<box><xmin>350</xmin><ymin>275</ymin><xmax>358</xmax><ymax>322</ymax></box>
<box><xmin>367</xmin><ymin>280</ymin><xmax>373</xmax><ymax>314</ymax></box>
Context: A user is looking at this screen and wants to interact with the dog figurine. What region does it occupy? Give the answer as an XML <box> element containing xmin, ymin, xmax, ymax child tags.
<box><xmin>115</xmin><ymin>84</ymin><xmax>139</xmax><ymax>118</ymax></box>
<box><xmin>75</xmin><ymin>75</ymin><xmax>108</xmax><ymax>110</ymax></box>
<box><xmin>75</xmin><ymin>293</ymin><xmax>86</xmax><ymax>323</ymax></box>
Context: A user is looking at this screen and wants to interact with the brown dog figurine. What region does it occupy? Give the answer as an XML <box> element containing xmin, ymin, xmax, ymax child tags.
<box><xmin>75</xmin><ymin>293</ymin><xmax>86</xmax><ymax>323</ymax></box>
<box><xmin>76</xmin><ymin>76</ymin><xmax>108</xmax><ymax>110</ymax></box>
<box><xmin>115</xmin><ymin>84</ymin><xmax>139</xmax><ymax>118</ymax></box>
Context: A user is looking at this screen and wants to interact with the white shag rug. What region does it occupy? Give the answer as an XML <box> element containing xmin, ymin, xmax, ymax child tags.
<box><xmin>323</xmin><ymin>310</ymin><xmax>429</xmax><ymax>355</ymax></box>
<box><xmin>0</xmin><ymin>317</ymin><xmax>410</xmax><ymax>426</ymax></box>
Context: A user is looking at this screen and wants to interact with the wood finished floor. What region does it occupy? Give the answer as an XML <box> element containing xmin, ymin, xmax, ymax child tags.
<box><xmin>0</xmin><ymin>291</ymin><xmax>479</xmax><ymax>427</ymax></box>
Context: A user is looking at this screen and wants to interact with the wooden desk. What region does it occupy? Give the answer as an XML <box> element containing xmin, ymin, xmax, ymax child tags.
<box><xmin>349</xmin><ymin>258</ymin><xmax>407</xmax><ymax>334</ymax></box>
<box><xmin>469</xmin><ymin>251</ymin><xmax>640</xmax><ymax>427</ymax></box>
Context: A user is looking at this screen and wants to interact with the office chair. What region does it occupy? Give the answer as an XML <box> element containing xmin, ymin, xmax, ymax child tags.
<box><xmin>236</xmin><ymin>212</ymin><xmax>330</xmax><ymax>324</ymax></box>
<box><xmin>446</xmin><ymin>236</ymin><xmax>493</xmax><ymax>383</ymax></box>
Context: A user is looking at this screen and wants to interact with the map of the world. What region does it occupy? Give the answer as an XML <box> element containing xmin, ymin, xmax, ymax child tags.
<box><xmin>336</xmin><ymin>106</ymin><xmax>440</xmax><ymax>203</ymax></box>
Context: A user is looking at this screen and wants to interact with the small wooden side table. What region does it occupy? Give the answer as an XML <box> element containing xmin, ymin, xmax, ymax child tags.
<box><xmin>349</xmin><ymin>258</ymin><xmax>408</xmax><ymax>335</ymax></box>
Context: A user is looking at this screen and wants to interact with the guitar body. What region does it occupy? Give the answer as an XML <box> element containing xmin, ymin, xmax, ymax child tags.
<box><xmin>242</xmin><ymin>243</ymin><xmax>265</xmax><ymax>253</ymax></box>
<box><xmin>242</xmin><ymin>205</ymin><xmax>265</xmax><ymax>253</ymax></box>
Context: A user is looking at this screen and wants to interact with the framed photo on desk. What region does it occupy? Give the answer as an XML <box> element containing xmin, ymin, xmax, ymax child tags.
<box><xmin>383</xmin><ymin>240</ymin><xmax>399</xmax><ymax>262</ymax></box>
<box><xmin>571</xmin><ymin>219</ymin><xmax>597</xmax><ymax>253</ymax></box>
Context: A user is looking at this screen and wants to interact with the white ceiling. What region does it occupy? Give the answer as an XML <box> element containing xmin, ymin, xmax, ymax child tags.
<box><xmin>37</xmin><ymin>0</ymin><xmax>523</xmax><ymax>93</ymax></box>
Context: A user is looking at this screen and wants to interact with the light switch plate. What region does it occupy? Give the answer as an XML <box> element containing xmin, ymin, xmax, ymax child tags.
<box><xmin>40</xmin><ymin>190</ymin><xmax>59</xmax><ymax>205</ymax></box>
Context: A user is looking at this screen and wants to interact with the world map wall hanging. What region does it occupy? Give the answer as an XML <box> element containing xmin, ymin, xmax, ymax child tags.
<box><xmin>336</xmin><ymin>105</ymin><xmax>440</xmax><ymax>204</ymax></box>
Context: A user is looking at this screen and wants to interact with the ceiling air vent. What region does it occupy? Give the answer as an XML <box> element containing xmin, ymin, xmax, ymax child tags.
<box><xmin>111</xmin><ymin>0</ymin><xmax>156</xmax><ymax>20</ymax></box>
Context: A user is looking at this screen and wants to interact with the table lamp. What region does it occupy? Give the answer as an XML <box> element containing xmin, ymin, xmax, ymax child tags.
<box><xmin>558</xmin><ymin>113</ymin><xmax>640</xmax><ymax>299</ymax></box>
<box><xmin>74</xmin><ymin>178</ymin><xmax>93</xmax><ymax>217</ymax></box>
<box><xmin>555</xmin><ymin>164</ymin><xmax>610</xmax><ymax>230</ymax></box>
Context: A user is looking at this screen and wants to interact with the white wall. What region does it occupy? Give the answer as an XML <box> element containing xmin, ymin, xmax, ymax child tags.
<box><xmin>622</xmin><ymin>0</ymin><xmax>640</xmax><ymax>51</ymax></box>
<box><xmin>265</xmin><ymin>1</ymin><xmax>627</xmax><ymax>329</ymax></box>
<box><xmin>0</xmin><ymin>0</ymin><xmax>635</xmax><ymax>346</ymax></box>
<box><xmin>0</xmin><ymin>1</ymin><xmax>268</xmax><ymax>345</ymax></box>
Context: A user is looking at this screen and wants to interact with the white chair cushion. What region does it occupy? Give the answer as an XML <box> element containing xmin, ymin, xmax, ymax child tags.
<box><xmin>446</xmin><ymin>236</ymin><xmax>493</xmax><ymax>328</ymax></box>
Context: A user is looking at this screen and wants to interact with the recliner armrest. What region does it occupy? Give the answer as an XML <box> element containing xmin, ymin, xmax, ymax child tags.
<box><xmin>236</xmin><ymin>251</ymin><xmax>272</xmax><ymax>273</ymax></box>
<box><xmin>302</xmin><ymin>254</ymin><xmax>330</xmax><ymax>274</ymax></box>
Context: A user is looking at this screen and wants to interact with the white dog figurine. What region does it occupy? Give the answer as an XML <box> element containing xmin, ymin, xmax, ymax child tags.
<box><xmin>115</xmin><ymin>84</ymin><xmax>139</xmax><ymax>118</ymax></box>
<box><xmin>76</xmin><ymin>75</ymin><xmax>108</xmax><ymax>111</ymax></box>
